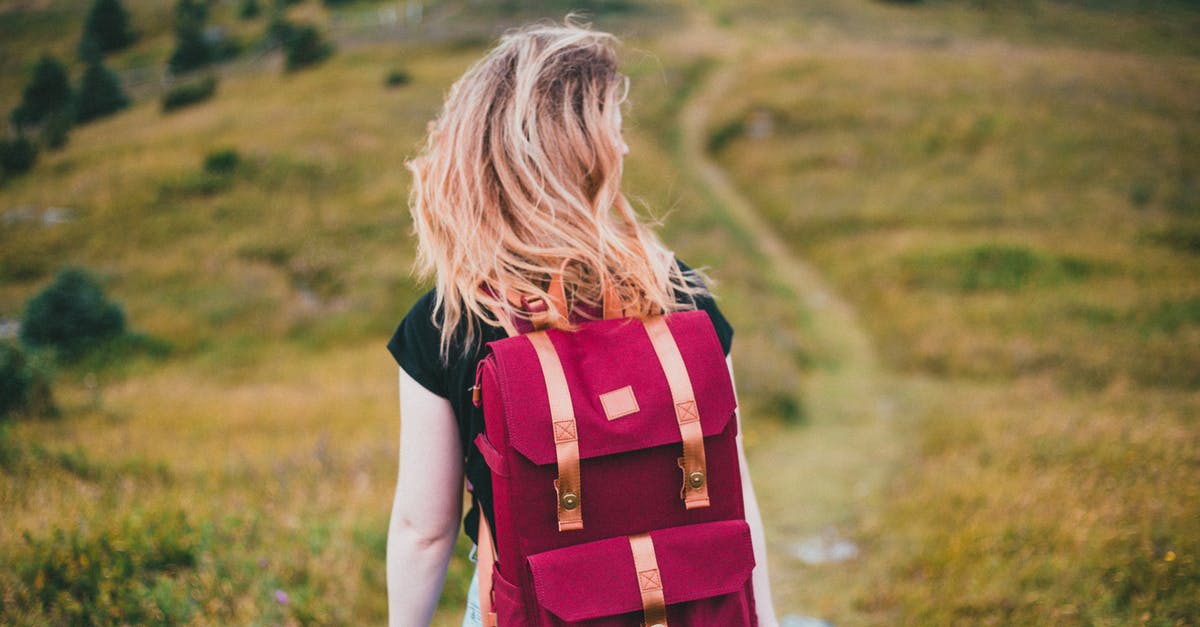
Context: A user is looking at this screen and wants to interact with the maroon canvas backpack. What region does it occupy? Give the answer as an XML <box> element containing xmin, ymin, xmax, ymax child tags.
<box><xmin>469</xmin><ymin>275</ymin><xmax>758</xmax><ymax>626</ymax></box>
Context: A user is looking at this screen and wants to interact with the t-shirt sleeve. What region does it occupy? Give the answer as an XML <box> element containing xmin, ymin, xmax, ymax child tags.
<box><xmin>676</xmin><ymin>258</ymin><xmax>734</xmax><ymax>356</ymax></box>
<box><xmin>386</xmin><ymin>290</ymin><xmax>451</xmax><ymax>398</ymax></box>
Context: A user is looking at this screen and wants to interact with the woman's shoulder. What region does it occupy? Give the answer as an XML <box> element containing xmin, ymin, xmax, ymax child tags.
<box><xmin>672</xmin><ymin>257</ymin><xmax>734</xmax><ymax>356</ymax></box>
<box><xmin>393</xmin><ymin>288</ymin><xmax>441</xmax><ymax>346</ymax></box>
<box><xmin>386</xmin><ymin>288</ymin><xmax>450</xmax><ymax>396</ymax></box>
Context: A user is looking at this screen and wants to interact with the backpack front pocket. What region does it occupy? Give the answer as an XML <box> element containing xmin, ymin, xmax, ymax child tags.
<box><xmin>525</xmin><ymin>519</ymin><xmax>756</xmax><ymax>626</ymax></box>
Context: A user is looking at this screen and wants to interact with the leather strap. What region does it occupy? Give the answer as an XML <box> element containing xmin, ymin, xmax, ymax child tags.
<box><xmin>477</xmin><ymin>513</ymin><xmax>498</xmax><ymax>627</ymax></box>
<box><xmin>508</xmin><ymin>264</ymin><xmax>569</xmax><ymax>331</ymax></box>
<box><xmin>528</xmin><ymin>331</ymin><xmax>584</xmax><ymax>531</ymax></box>
<box><xmin>642</xmin><ymin>316</ymin><xmax>710</xmax><ymax>509</ymax></box>
<box><xmin>629</xmin><ymin>533</ymin><xmax>668</xmax><ymax>627</ymax></box>
<box><xmin>488</xmin><ymin>263</ymin><xmax>637</xmax><ymax>332</ymax></box>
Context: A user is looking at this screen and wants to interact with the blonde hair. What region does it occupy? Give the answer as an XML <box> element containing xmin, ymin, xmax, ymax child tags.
<box><xmin>406</xmin><ymin>17</ymin><xmax>709</xmax><ymax>360</ymax></box>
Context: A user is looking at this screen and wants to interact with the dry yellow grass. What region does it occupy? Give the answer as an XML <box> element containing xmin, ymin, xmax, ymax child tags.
<box><xmin>699</xmin><ymin>2</ymin><xmax>1200</xmax><ymax>623</ymax></box>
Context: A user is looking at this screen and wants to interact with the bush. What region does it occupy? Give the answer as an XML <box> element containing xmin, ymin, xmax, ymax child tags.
<box><xmin>168</xmin><ymin>0</ymin><xmax>214</xmax><ymax>74</ymax></box>
<box><xmin>161</xmin><ymin>75</ymin><xmax>217</xmax><ymax>112</ymax></box>
<box><xmin>266</xmin><ymin>13</ymin><xmax>294</xmax><ymax>47</ymax></box>
<box><xmin>0</xmin><ymin>136</ymin><xmax>38</xmax><ymax>177</ymax></box>
<box><xmin>169</xmin><ymin>28</ymin><xmax>213</xmax><ymax>74</ymax></box>
<box><xmin>203</xmin><ymin>148</ymin><xmax>240</xmax><ymax>174</ymax></box>
<box><xmin>38</xmin><ymin>108</ymin><xmax>73</xmax><ymax>150</ymax></box>
<box><xmin>79</xmin><ymin>0</ymin><xmax>136</xmax><ymax>59</ymax></box>
<box><xmin>9</xmin><ymin>55</ymin><xmax>74</xmax><ymax>129</ymax></box>
<box><xmin>0</xmin><ymin>342</ymin><xmax>56</xmax><ymax>422</ymax></box>
<box><xmin>20</xmin><ymin>268</ymin><xmax>126</xmax><ymax>362</ymax></box>
<box><xmin>384</xmin><ymin>69</ymin><xmax>411</xmax><ymax>88</ymax></box>
<box><xmin>707</xmin><ymin>118</ymin><xmax>744</xmax><ymax>154</ymax></box>
<box><xmin>282</xmin><ymin>23</ymin><xmax>333</xmax><ymax>72</ymax></box>
<box><xmin>239</xmin><ymin>0</ymin><xmax>261</xmax><ymax>19</ymax></box>
<box><xmin>5</xmin><ymin>510</ymin><xmax>202</xmax><ymax>624</ymax></box>
<box><xmin>75</xmin><ymin>60</ymin><xmax>130</xmax><ymax>124</ymax></box>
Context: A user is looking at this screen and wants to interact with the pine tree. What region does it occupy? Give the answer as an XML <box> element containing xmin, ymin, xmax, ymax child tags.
<box><xmin>0</xmin><ymin>136</ymin><xmax>38</xmax><ymax>177</ymax></box>
<box><xmin>10</xmin><ymin>55</ymin><xmax>74</xmax><ymax>129</ymax></box>
<box><xmin>78</xmin><ymin>0</ymin><xmax>135</xmax><ymax>59</ymax></box>
<box><xmin>75</xmin><ymin>59</ymin><xmax>130</xmax><ymax>124</ymax></box>
<box><xmin>20</xmin><ymin>268</ymin><xmax>126</xmax><ymax>362</ymax></box>
<box><xmin>239</xmin><ymin>0</ymin><xmax>261</xmax><ymax>19</ymax></box>
<box><xmin>168</xmin><ymin>0</ymin><xmax>213</xmax><ymax>74</ymax></box>
<box><xmin>283</xmin><ymin>24</ymin><xmax>332</xmax><ymax>72</ymax></box>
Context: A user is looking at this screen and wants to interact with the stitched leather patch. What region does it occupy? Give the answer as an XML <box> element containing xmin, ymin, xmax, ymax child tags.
<box><xmin>638</xmin><ymin>569</ymin><xmax>662</xmax><ymax>591</ymax></box>
<box><xmin>599</xmin><ymin>385</ymin><xmax>639</xmax><ymax>421</ymax></box>
<box><xmin>553</xmin><ymin>420</ymin><xmax>577</xmax><ymax>442</ymax></box>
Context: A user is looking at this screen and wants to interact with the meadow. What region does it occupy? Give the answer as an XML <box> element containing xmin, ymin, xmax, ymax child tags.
<box><xmin>0</xmin><ymin>0</ymin><xmax>1197</xmax><ymax>625</ymax></box>
<box><xmin>702</xmin><ymin>0</ymin><xmax>1199</xmax><ymax>623</ymax></box>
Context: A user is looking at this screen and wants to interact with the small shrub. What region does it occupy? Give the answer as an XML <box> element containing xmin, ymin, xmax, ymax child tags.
<box><xmin>38</xmin><ymin>108</ymin><xmax>73</xmax><ymax>150</ymax></box>
<box><xmin>1129</xmin><ymin>181</ymin><xmax>1155</xmax><ymax>208</ymax></box>
<box><xmin>283</xmin><ymin>23</ymin><xmax>333</xmax><ymax>72</ymax></box>
<box><xmin>161</xmin><ymin>75</ymin><xmax>217</xmax><ymax>112</ymax></box>
<box><xmin>959</xmin><ymin>245</ymin><xmax>1041</xmax><ymax>291</ymax></box>
<box><xmin>203</xmin><ymin>148</ymin><xmax>240</xmax><ymax>174</ymax></box>
<box><xmin>1140</xmin><ymin>297</ymin><xmax>1200</xmax><ymax>335</ymax></box>
<box><xmin>239</xmin><ymin>0</ymin><xmax>261</xmax><ymax>19</ymax></box>
<box><xmin>0</xmin><ymin>136</ymin><xmax>39</xmax><ymax>176</ymax></box>
<box><xmin>384</xmin><ymin>69</ymin><xmax>411</xmax><ymax>88</ymax></box>
<box><xmin>7</xmin><ymin>509</ymin><xmax>202</xmax><ymax>624</ymax></box>
<box><xmin>169</xmin><ymin>0</ymin><xmax>214</xmax><ymax>74</ymax></box>
<box><xmin>75</xmin><ymin>59</ymin><xmax>130</xmax><ymax>124</ymax></box>
<box><xmin>20</xmin><ymin>268</ymin><xmax>126</xmax><ymax>362</ymax></box>
<box><xmin>169</xmin><ymin>28</ymin><xmax>214</xmax><ymax>74</ymax></box>
<box><xmin>769</xmin><ymin>392</ymin><xmax>808</xmax><ymax>425</ymax></box>
<box><xmin>79</xmin><ymin>0</ymin><xmax>136</xmax><ymax>58</ymax></box>
<box><xmin>707</xmin><ymin>118</ymin><xmax>744</xmax><ymax>154</ymax></box>
<box><xmin>266</xmin><ymin>14</ymin><xmax>295</xmax><ymax>47</ymax></box>
<box><xmin>208</xmin><ymin>27</ymin><xmax>244</xmax><ymax>63</ymax></box>
<box><xmin>0</xmin><ymin>342</ymin><xmax>56</xmax><ymax>422</ymax></box>
<box><xmin>1147</xmin><ymin>225</ymin><xmax>1200</xmax><ymax>255</ymax></box>
<box><xmin>9</xmin><ymin>55</ymin><xmax>73</xmax><ymax>129</ymax></box>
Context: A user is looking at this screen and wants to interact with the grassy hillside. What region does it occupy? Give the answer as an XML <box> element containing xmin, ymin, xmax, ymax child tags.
<box><xmin>1</xmin><ymin>0</ymin><xmax>1197</xmax><ymax>625</ymax></box>
<box><xmin>702</xmin><ymin>0</ymin><xmax>1200</xmax><ymax>623</ymax></box>
<box><xmin>0</xmin><ymin>1</ymin><xmax>805</xmax><ymax>624</ymax></box>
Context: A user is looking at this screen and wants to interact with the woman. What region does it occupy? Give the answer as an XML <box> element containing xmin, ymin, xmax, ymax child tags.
<box><xmin>385</xmin><ymin>19</ymin><xmax>778</xmax><ymax>626</ymax></box>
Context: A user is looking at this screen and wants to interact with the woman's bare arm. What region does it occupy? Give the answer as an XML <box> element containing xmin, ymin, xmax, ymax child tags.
<box><xmin>729</xmin><ymin>355</ymin><xmax>780</xmax><ymax>627</ymax></box>
<box><xmin>387</xmin><ymin>368</ymin><xmax>464</xmax><ymax>627</ymax></box>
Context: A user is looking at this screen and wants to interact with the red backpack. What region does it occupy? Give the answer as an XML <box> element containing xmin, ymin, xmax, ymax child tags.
<box><xmin>470</xmin><ymin>275</ymin><xmax>757</xmax><ymax>626</ymax></box>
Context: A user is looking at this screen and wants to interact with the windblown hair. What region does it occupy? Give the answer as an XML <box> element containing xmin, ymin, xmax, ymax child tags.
<box><xmin>406</xmin><ymin>18</ymin><xmax>710</xmax><ymax>360</ymax></box>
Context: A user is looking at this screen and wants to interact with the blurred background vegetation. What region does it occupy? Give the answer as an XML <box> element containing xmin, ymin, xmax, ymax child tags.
<box><xmin>0</xmin><ymin>0</ymin><xmax>1196</xmax><ymax>625</ymax></box>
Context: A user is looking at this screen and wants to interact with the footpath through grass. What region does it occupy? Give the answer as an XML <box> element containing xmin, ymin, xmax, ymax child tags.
<box><xmin>701</xmin><ymin>1</ymin><xmax>1200</xmax><ymax>624</ymax></box>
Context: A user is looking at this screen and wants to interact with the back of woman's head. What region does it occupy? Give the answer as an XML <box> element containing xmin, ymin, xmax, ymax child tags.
<box><xmin>407</xmin><ymin>17</ymin><xmax>708</xmax><ymax>359</ymax></box>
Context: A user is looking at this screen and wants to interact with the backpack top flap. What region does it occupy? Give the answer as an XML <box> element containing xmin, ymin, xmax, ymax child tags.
<box><xmin>485</xmin><ymin>309</ymin><xmax>737</xmax><ymax>466</ymax></box>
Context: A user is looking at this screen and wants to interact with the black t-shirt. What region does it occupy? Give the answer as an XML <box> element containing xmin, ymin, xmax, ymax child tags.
<box><xmin>385</xmin><ymin>260</ymin><xmax>734</xmax><ymax>545</ymax></box>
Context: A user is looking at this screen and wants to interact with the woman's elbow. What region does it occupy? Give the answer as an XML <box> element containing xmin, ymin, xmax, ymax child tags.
<box><xmin>388</xmin><ymin>514</ymin><xmax>458</xmax><ymax>556</ymax></box>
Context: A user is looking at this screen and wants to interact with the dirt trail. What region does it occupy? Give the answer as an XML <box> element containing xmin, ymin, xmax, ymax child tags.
<box><xmin>678</xmin><ymin>26</ymin><xmax>905</xmax><ymax>620</ymax></box>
